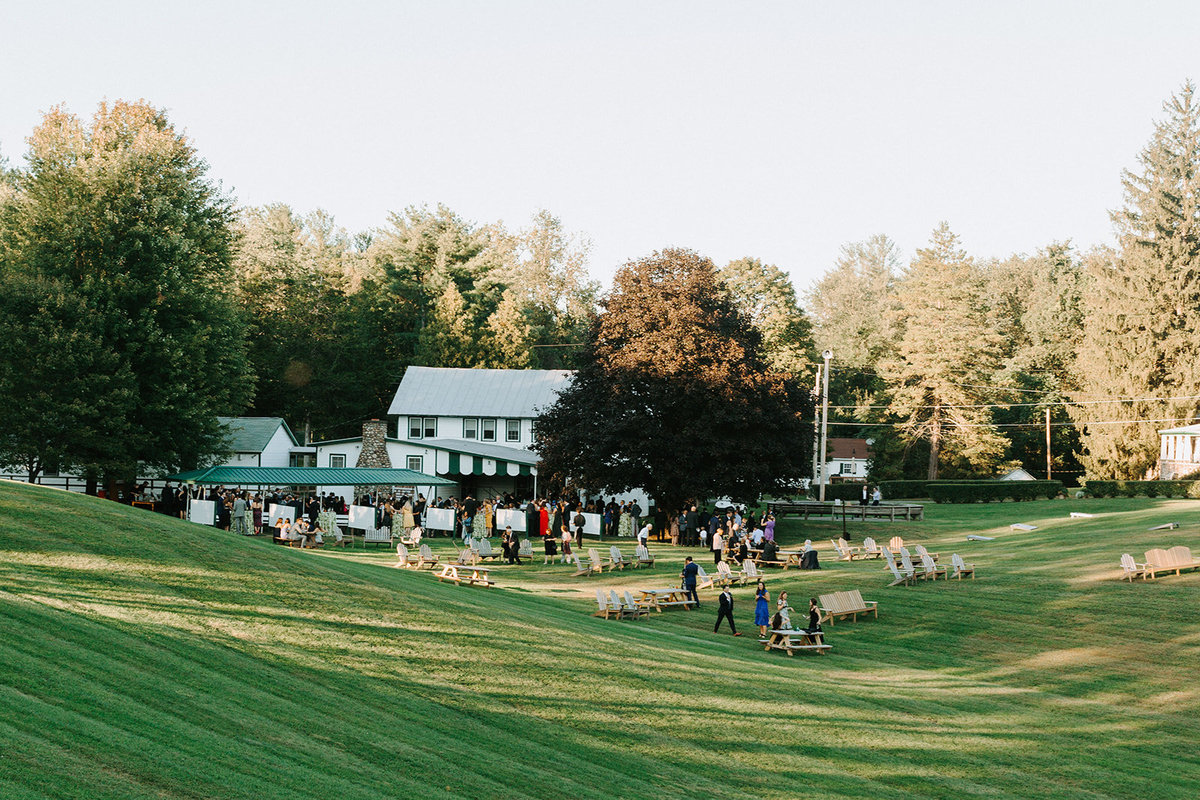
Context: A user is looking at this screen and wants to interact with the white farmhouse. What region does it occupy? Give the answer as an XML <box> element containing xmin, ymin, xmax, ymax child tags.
<box><xmin>315</xmin><ymin>367</ymin><xmax>571</xmax><ymax>500</ymax></box>
<box><xmin>1158</xmin><ymin>423</ymin><xmax>1200</xmax><ymax>479</ymax></box>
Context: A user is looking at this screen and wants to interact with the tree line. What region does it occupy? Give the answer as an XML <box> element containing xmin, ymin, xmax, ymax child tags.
<box><xmin>3</xmin><ymin>84</ymin><xmax>1199</xmax><ymax>489</ymax></box>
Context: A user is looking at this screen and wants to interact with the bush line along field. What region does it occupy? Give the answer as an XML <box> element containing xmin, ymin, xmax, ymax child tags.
<box><xmin>1</xmin><ymin>481</ymin><xmax>1198</xmax><ymax>799</ymax></box>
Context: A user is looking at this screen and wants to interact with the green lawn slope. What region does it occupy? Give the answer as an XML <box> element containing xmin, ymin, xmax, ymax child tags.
<box><xmin>1</xmin><ymin>481</ymin><xmax>1198</xmax><ymax>799</ymax></box>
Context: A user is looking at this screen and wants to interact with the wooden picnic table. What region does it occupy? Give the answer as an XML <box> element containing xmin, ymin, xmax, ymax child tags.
<box><xmin>436</xmin><ymin>564</ymin><xmax>495</xmax><ymax>587</ymax></box>
<box><xmin>131</xmin><ymin>500</ymin><xmax>155</xmax><ymax>510</ymax></box>
<box><xmin>635</xmin><ymin>587</ymin><xmax>695</xmax><ymax>612</ymax></box>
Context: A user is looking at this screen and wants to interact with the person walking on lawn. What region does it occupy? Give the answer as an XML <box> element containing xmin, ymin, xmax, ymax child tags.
<box><xmin>714</xmin><ymin>585</ymin><xmax>741</xmax><ymax>635</ymax></box>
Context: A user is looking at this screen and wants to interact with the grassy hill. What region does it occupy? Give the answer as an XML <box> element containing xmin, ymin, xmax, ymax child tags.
<box><xmin>1</xmin><ymin>481</ymin><xmax>1198</xmax><ymax>799</ymax></box>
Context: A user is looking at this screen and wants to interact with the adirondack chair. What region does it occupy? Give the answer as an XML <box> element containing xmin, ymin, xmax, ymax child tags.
<box><xmin>830</xmin><ymin>539</ymin><xmax>856</xmax><ymax>562</ymax></box>
<box><xmin>914</xmin><ymin>544</ymin><xmax>940</xmax><ymax>562</ymax></box>
<box><xmin>884</xmin><ymin>549</ymin><xmax>916</xmax><ymax>587</ymax></box>
<box><xmin>475</xmin><ymin>538</ymin><xmax>499</xmax><ymax>561</ymax></box>
<box><xmin>741</xmin><ymin>559</ymin><xmax>762</xmax><ymax>581</ymax></box>
<box><xmin>518</xmin><ymin>539</ymin><xmax>534</xmax><ymax>559</ymax></box>
<box><xmin>920</xmin><ymin>554</ymin><xmax>947</xmax><ymax>580</ymax></box>
<box><xmin>900</xmin><ymin>550</ymin><xmax>923</xmax><ymax>580</ymax></box>
<box><xmin>594</xmin><ymin>589</ymin><xmax>615</xmax><ymax>618</ymax></box>
<box><xmin>694</xmin><ymin>565</ymin><xmax>716</xmax><ymax>591</ymax></box>
<box><xmin>416</xmin><ymin>544</ymin><xmax>439</xmax><ymax>570</ymax></box>
<box><xmin>395</xmin><ymin>542</ymin><xmax>413</xmax><ymax>568</ymax></box>
<box><xmin>571</xmin><ymin>553</ymin><xmax>596</xmax><ymax>577</ymax></box>
<box><xmin>624</xmin><ymin>590</ymin><xmax>652</xmax><ymax>615</ymax></box>
<box><xmin>951</xmin><ymin>553</ymin><xmax>975</xmax><ymax>580</ymax></box>
<box><xmin>889</xmin><ymin>536</ymin><xmax>905</xmax><ymax>551</ymax></box>
<box><xmin>1168</xmin><ymin>545</ymin><xmax>1200</xmax><ymax>572</ymax></box>
<box><xmin>635</xmin><ymin>544</ymin><xmax>655</xmax><ymax>568</ymax></box>
<box><xmin>717</xmin><ymin>560</ymin><xmax>746</xmax><ymax>586</ymax></box>
<box><xmin>456</xmin><ymin>546</ymin><xmax>478</xmax><ymax>566</ymax></box>
<box><xmin>587</xmin><ymin>548</ymin><xmax>606</xmax><ymax>574</ymax></box>
<box><xmin>859</xmin><ymin>537</ymin><xmax>882</xmax><ymax>559</ymax></box>
<box><xmin>610</xmin><ymin>590</ymin><xmax>647</xmax><ymax>620</ymax></box>
<box><xmin>608</xmin><ymin>545</ymin><xmax>628</xmax><ymax>570</ymax></box>
<box><xmin>1119</xmin><ymin>553</ymin><xmax>1145</xmax><ymax>582</ymax></box>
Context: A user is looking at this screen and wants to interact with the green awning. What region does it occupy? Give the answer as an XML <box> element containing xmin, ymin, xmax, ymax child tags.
<box><xmin>167</xmin><ymin>466</ymin><xmax>456</xmax><ymax>486</ymax></box>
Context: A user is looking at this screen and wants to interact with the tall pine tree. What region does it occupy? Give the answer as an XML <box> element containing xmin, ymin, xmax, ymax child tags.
<box><xmin>1072</xmin><ymin>83</ymin><xmax>1200</xmax><ymax>478</ymax></box>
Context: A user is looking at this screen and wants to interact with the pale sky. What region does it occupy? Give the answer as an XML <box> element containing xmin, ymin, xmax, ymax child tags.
<box><xmin>4</xmin><ymin>1</ymin><xmax>1200</xmax><ymax>293</ymax></box>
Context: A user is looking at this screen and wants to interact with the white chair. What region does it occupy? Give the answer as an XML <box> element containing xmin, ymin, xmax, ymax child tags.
<box><xmin>476</xmin><ymin>539</ymin><xmax>499</xmax><ymax>561</ymax></box>
<box><xmin>914</xmin><ymin>544</ymin><xmax>940</xmax><ymax>562</ymax></box>
<box><xmin>635</xmin><ymin>544</ymin><xmax>654</xmax><ymax>567</ymax></box>
<box><xmin>694</xmin><ymin>565</ymin><xmax>715</xmax><ymax>591</ymax></box>
<box><xmin>395</xmin><ymin>542</ymin><xmax>412</xmax><ymax>568</ymax></box>
<box><xmin>594</xmin><ymin>589</ymin><xmax>615</xmax><ymax>619</ymax></box>
<box><xmin>951</xmin><ymin>553</ymin><xmax>975</xmax><ymax>580</ymax></box>
<box><xmin>608</xmin><ymin>545</ymin><xmax>628</xmax><ymax>570</ymax></box>
<box><xmin>741</xmin><ymin>559</ymin><xmax>761</xmax><ymax>581</ymax></box>
<box><xmin>920</xmin><ymin>554</ymin><xmax>946</xmax><ymax>580</ymax></box>
<box><xmin>1119</xmin><ymin>553</ymin><xmax>1144</xmax><ymax>582</ymax></box>
<box><xmin>717</xmin><ymin>560</ymin><xmax>745</xmax><ymax>586</ymax></box>
<box><xmin>884</xmin><ymin>549</ymin><xmax>915</xmax><ymax>587</ymax></box>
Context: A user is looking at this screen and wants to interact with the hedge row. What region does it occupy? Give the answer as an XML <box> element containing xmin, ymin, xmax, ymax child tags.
<box><xmin>928</xmin><ymin>481</ymin><xmax>1064</xmax><ymax>503</ymax></box>
<box><xmin>1083</xmin><ymin>480</ymin><xmax>1200</xmax><ymax>498</ymax></box>
<box><xmin>877</xmin><ymin>479</ymin><xmax>1062</xmax><ymax>499</ymax></box>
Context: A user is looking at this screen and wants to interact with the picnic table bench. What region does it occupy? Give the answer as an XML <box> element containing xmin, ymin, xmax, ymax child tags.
<box><xmin>436</xmin><ymin>564</ymin><xmax>495</xmax><ymax>587</ymax></box>
<box><xmin>767</xmin><ymin>501</ymin><xmax>924</xmax><ymax>521</ymax></box>
<box><xmin>758</xmin><ymin>629</ymin><xmax>831</xmax><ymax>656</ymax></box>
<box><xmin>817</xmin><ymin>590</ymin><xmax>878</xmax><ymax>625</ymax></box>
<box><xmin>635</xmin><ymin>588</ymin><xmax>696</xmax><ymax>612</ymax></box>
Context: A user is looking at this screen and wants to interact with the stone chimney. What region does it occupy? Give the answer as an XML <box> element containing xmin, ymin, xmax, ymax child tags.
<box><xmin>356</xmin><ymin>419</ymin><xmax>392</xmax><ymax>469</ymax></box>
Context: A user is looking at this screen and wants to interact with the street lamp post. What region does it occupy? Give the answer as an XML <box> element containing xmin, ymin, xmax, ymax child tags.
<box><xmin>818</xmin><ymin>349</ymin><xmax>832</xmax><ymax>502</ymax></box>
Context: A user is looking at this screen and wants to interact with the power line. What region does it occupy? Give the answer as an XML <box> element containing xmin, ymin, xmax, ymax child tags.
<box><xmin>825</xmin><ymin>416</ymin><xmax>1198</xmax><ymax>429</ymax></box>
<box><xmin>829</xmin><ymin>393</ymin><xmax>1200</xmax><ymax>411</ymax></box>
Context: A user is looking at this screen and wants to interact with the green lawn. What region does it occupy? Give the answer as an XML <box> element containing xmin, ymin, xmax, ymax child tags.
<box><xmin>1</xmin><ymin>481</ymin><xmax>1198</xmax><ymax>799</ymax></box>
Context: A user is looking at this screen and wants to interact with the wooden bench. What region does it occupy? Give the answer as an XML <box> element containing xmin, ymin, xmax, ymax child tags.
<box><xmin>436</xmin><ymin>564</ymin><xmax>495</xmax><ymax>587</ymax></box>
<box><xmin>768</xmin><ymin>501</ymin><xmax>924</xmax><ymax>521</ymax></box>
<box><xmin>759</xmin><ymin>630</ymin><xmax>831</xmax><ymax>656</ymax></box>
<box><xmin>635</xmin><ymin>588</ymin><xmax>696</xmax><ymax>612</ymax></box>
<box><xmin>817</xmin><ymin>590</ymin><xmax>878</xmax><ymax>625</ymax></box>
<box><xmin>1142</xmin><ymin>546</ymin><xmax>1200</xmax><ymax>579</ymax></box>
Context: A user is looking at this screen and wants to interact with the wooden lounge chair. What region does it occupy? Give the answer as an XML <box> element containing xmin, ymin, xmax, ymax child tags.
<box><xmin>610</xmin><ymin>590</ymin><xmax>647</xmax><ymax>620</ymax></box>
<box><xmin>900</xmin><ymin>550</ymin><xmax>925</xmax><ymax>581</ymax></box>
<box><xmin>587</xmin><ymin>548</ymin><xmax>606</xmax><ymax>574</ymax></box>
<box><xmin>914</xmin><ymin>544</ymin><xmax>940</xmax><ymax>563</ymax></box>
<box><xmin>859</xmin><ymin>537</ymin><xmax>883</xmax><ymax>559</ymax></box>
<box><xmin>623</xmin><ymin>590</ymin><xmax>651</xmax><ymax>616</ymax></box>
<box><xmin>475</xmin><ymin>538</ymin><xmax>500</xmax><ymax>562</ymax></box>
<box><xmin>919</xmin><ymin>554</ymin><xmax>947</xmax><ymax>581</ymax></box>
<box><xmin>607</xmin><ymin>545</ymin><xmax>629</xmax><ymax>570</ymax></box>
<box><xmin>830</xmin><ymin>539</ymin><xmax>857</xmax><ymax>562</ymax></box>
<box><xmin>717</xmin><ymin>560</ymin><xmax>746</xmax><ymax>586</ymax></box>
<box><xmin>741</xmin><ymin>559</ymin><xmax>763</xmax><ymax>582</ymax></box>
<box><xmin>594</xmin><ymin>589</ymin><xmax>615</xmax><ymax>618</ymax></box>
<box><xmin>635</xmin><ymin>544</ymin><xmax>655</xmax><ymax>568</ymax></box>
<box><xmin>416</xmin><ymin>544</ymin><xmax>439</xmax><ymax>570</ymax></box>
<box><xmin>694</xmin><ymin>565</ymin><xmax>716</xmax><ymax>591</ymax></box>
<box><xmin>884</xmin><ymin>549</ymin><xmax>917</xmax><ymax>587</ymax></box>
<box><xmin>817</xmin><ymin>590</ymin><xmax>878</xmax><ymax>625</ymax></box>
<box><xmin>518</xmin><ymin>539</ymin><xmax>534</xmax><ymax>559</ymax></box>
<box><xmin>889</xmin><ymin>536</ymin><xmax>905</xmax><ymax>551</ymax></box>
<box><xmin>395</xmin><ymin>542</ymin><xmax>413</xmax><ymax>568</ymax></box>
<box><xmin>571</xmin><ymin>553</ymin><xmax>598</xmax><ymax>577</ymax></box>
<box><xmin>1120</xmin><ymin>553</ymin><xmax>1146</xmax><ymax>582</ymax></box>
<box><xmin>951</xmin><ymin>553</ymin><xmax>975</xmax><ymax>580</ymax></box>
<box><xmin>455</xmin><ymin>546</ymin><xmax>478</xmax><ymax>566</ymax></box>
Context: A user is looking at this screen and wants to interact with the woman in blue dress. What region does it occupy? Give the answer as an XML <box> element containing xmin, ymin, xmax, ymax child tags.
<box><xmin>754</xmin><ymin>580</ymin><xmax>770</xmax><ymax>637</ymax></box>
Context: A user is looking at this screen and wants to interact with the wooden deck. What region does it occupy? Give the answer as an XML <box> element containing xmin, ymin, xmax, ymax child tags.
<box><xmin>766</xmin><ymin>501</ymin><xmax>924</xmax><ymax>521</ymax></box>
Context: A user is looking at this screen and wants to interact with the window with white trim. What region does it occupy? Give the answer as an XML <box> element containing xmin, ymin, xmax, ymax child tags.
<box><xmin>839</xmin><ymin>461</ymin><xmax>854</xmax><ymax>475</ymax></box>
<box><xmin>329</xmin><ymin>454</ymin><xmax>346</xmax><ymax>468</ymax></box>
<box><xmin>463</xmin><ymin>418</ymin><xmax>478</xmax><ymax>439</ymax></box>
<box><xmin>506</xmin><ymin>419</ymin><xmax>520</xmax><ymax>443</ymax></box>
<box><xmin>481</xmin><ymin>418</ymin><xmax>497</xmax><ymax>442</ymax></box>
<box><xmin>406</xmin><ymin>456</ymin><xmax>423</xmax><ymax>472</ymax></box>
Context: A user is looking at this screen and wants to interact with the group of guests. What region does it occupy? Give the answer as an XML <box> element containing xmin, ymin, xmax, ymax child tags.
<box><xmin>702</xmin><ymin>564</ymin><xmax>822</xmax><ymax>646</ymax></box>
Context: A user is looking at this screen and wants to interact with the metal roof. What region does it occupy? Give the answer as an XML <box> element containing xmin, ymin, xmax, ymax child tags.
<box><xmin>216</xmin><ymin>416</ymin><xmax>299</xmax><ymax>452</ymax></box>
<box><xmin>388</xmin><ymin>367</ymin><xmax>573</xmax><ymax>418</ymax></box>
<box><xmin>167</xmin><ymin>466</ymin><xmax>456</xmax><ymax>486</ymax></box>
<box><xmin>418</xmin><ymin>438</ymin><xmax>538</xmax><ymax>465</ymax></box>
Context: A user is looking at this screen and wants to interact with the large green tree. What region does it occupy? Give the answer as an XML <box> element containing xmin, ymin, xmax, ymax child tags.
<box><xmin>0</xmin><ymin>100</ymin><xmax>252</xmax><ymax>482</ymax></box>
<box><xmin>534</xmin><ymin>248</ymin><xmax>813</xmax><ymax>510</ymax></box>
<box><xmin>717</xmin><ymin>257</ymin><xmax>815</xmax><ymax>378</ymax></box>
<box><xmin>878</xmin><ymin>224</ymin><xmax>1007</xmax><ymax>479</ymax></box>
<box><xmin>1072</xmin><ymin>83</ymin><xmax>1200</xmax><ymax>478</ymax></box>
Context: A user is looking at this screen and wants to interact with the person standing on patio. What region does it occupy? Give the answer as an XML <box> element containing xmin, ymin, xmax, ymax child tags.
<box><xmin>714</xmin><ymin>585</ymin><xmax>740</xmax><ymax>635</ymax></box>
<box><xmin>231</xmin><ymin>492</ymin><xmax>249</xmax><ymax>536</ymax></box>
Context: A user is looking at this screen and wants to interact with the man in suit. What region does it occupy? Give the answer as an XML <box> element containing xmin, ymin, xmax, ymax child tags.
<box><xmin>681</xmin><ymin>556</ymin><xmax>700</xmax><ymax>608</ymax></box>
<box><xmin>685</xmin><ymin>504</ymin><xmax>699</xmax><ymax>547</ymax></box>
<box><xmin>714</xmin><ymin>585</ymin><xmax>740</xmax><ymax>635</ymax></box>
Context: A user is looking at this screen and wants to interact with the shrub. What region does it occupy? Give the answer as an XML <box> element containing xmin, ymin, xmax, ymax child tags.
<box><xmin>822</xmin><ymin>483</ymin><xmax>867</xmax><ymax>502</ymax></box>
<box><xmin>1084</xmin><ymin>480</ymin><xmax>1197</xmax><ymax>498</ymax></box>
<box><xmin>1084</xmin><ymin>480</ymin><xmax>1118</xmax><ymax>498</ymax></box>
<box><xmin>878</xmin><ymin>480</ymin><xmax>929</xmax><ymax>499</ymax></box>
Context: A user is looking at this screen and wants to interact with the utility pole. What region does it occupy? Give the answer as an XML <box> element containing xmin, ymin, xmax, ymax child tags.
<box><xmin>1045</xmin><ymin>408</ymin><xmax>1052</xmax><ymax>480</ymax></box>
<box><xmin>812</xmin><ymin>364</ymin><xmax>822</xmax><ymax>495</ymax></box>
<box><xmin>819</xmin><ymin>350</ymin><xmax>832</xmax><ymax>502</ymax></box>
